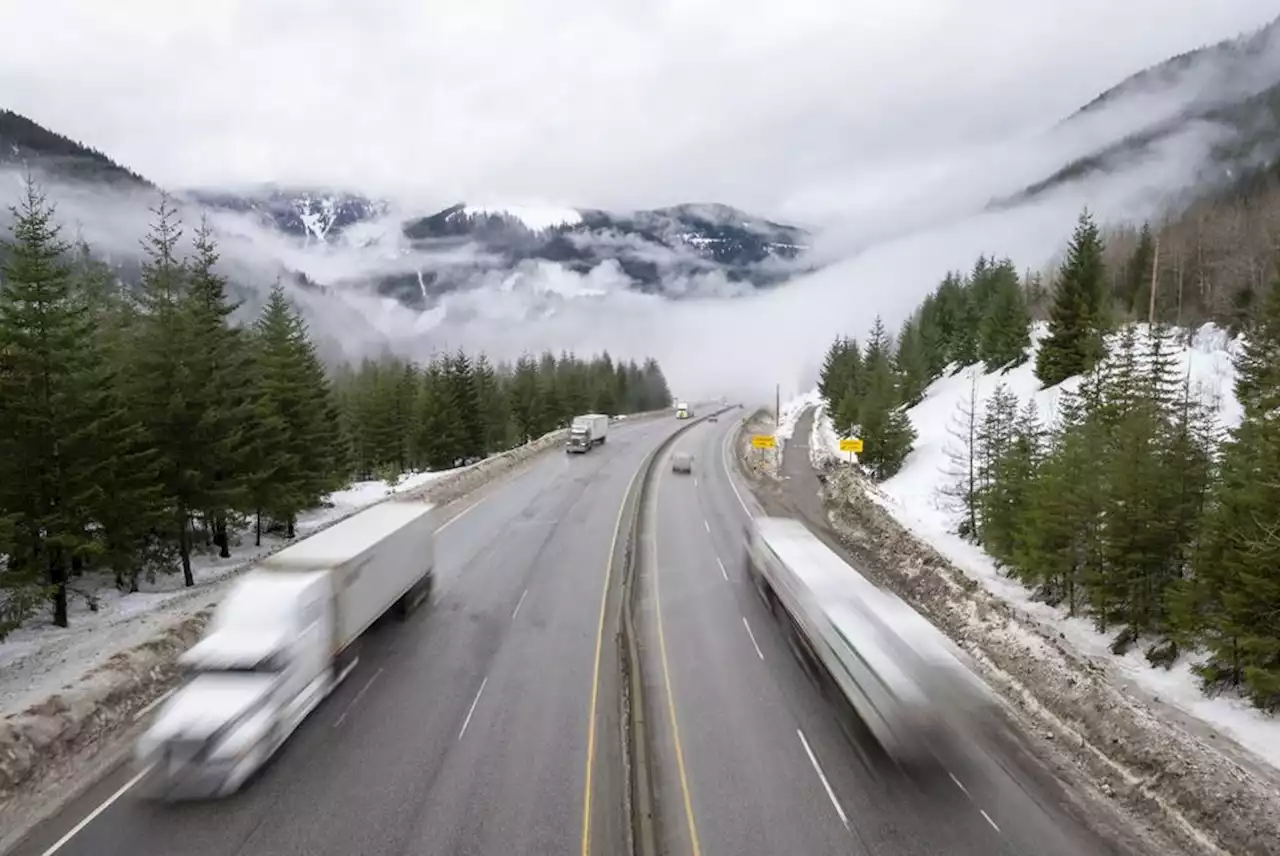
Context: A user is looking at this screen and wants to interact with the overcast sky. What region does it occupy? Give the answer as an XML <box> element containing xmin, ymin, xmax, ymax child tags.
<box><xmin>1</xmin><ymin>0</ymin><xmax>1275</xmax><ymax>218</ymax></box>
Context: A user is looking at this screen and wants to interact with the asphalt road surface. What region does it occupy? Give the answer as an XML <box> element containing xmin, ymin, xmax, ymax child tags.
<box><xmin>8</xmin><ymin>415</ymin><xmax>685</xmax><ymax>856</ymax></box>
<box><xmin>637</xmin><ymin>411</ymin><xmax>1127</xmax><ymax>856</ymax></box>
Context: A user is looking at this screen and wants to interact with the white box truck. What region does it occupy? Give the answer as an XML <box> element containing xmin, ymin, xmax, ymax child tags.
<box><xmin>744</xmin><ymin>517</ymin><xmax>993</xmax><ymax>765</ymax></box>
<box><xmin>566</xmin><ymin>413</ymin><xmax>609</xmax><ymax>453</ymax></box>
<box><xmin>134</xmin><ymin>497</ymin><xmax>436</xmax><ymax>799</ymax></box>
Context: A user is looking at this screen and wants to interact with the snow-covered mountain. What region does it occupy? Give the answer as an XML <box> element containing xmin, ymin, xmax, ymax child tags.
<box><xmin>191</xmin><ymin>188</ymin><xmax>812</xmax><ymax>307</ymax></box>
<box><xmin>188</xmin><ymin>186</ymin><xmax>389</xmax><ymax>245</ymax></box>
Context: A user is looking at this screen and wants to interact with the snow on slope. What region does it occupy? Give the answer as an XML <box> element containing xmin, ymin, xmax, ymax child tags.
<box><xmin>0</xmin><ymin>469</ymin><xmax>449</xmax><ymax>720</ymax></box>
<box><xmin>799</xmin><ymin>322</ymin><xmax>1280</xmax><ymax>771</ymax></box>
<box><xmin>464</xmin><ymin>204</ymin><xmax>582</xmax><ymax>231</ymax></box>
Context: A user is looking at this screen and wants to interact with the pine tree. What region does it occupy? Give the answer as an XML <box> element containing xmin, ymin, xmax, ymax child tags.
<box><xmin>1184</xmin><ymin>274</ymin><xmax>1280</xmax><ymax>705</ymax></box>
<box><xmin>1011</xmin><ymin>373</ymin><xmax>1106</xmax><ymax>613</ymax></box>
<box><xmin>981</xmin><ymin>398</ymin><xmax>1042</xmax><ymax>565</ymax></box>
<box><xmin>640</xmin><ymin>357</ymin><xmax>673</xmax><ymax>410</ymax></box>
<box><xmin>127</xmin><ymin>194</ymin><xmax>205</xmax><ymax>585</ymax></box>
<box><xmin>932</xmin><ymin>274</ymin><xmax>969</xmax><ymax>368</ymax></box>
<box><xmin>473</xmin><ymin>353</ymin><xmax>509</xmax><ymax>455</ymax></box>
<box><xmin>0</xmin><ymin>176</ymin><xmax>120</xmax><ymax>625</ymax></box>
<box><xmin>1036</xmin><ymin>210</ymin><xmax>1108</xmax><ymax>387</ymax></box>
<box><xmin>447</xmin><ymin>349</ymin><xmax>483</xmax><ymax>460</ymax></box>
<box><xmin>509</xmin><ymin>354</ymin><xmax>543</xmax><ymax>443</ymax></box>
<box><xmin>1125</xmin><ymin>222</ymin><xmax>1156</xmax><ymax>316</ymax></box>
<box><xmin>856</xmin><ymin>340</ymin><xmax>916</xmax><ymax>480</ymax></box>
<box><xmin>895</xmin><ymin>319</ymin><xmax>929</xmax><ymax>406</ymax></box>
<box><xmin>253</xmin><ymin>284</ymin><xmax>344</xmax><ymax>537</ymax></box>
<box><xmin>416</xmin><ymin>359</ymin><xmax>462</xmax><ymax>470</ymax></box>
<box><xmin>818</xmin><ymin>336</ymin><xmax>849</xmax><ymax>405</ymax></box>
<box><xmin>978</xmin><ymin>259</ymin><xmax>1031</xmax><ymax>371</ymax></box>
<box><xmin>183</xmin><ymin>219</ymin><xmax>254</xmax><ymax>558</ymax></box>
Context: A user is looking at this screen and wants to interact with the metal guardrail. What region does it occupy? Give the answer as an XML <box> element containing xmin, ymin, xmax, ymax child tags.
<box><xmin>616</xmin><ymin>405</ymin><xmax>735</xmax><ymax>856</ymax></box>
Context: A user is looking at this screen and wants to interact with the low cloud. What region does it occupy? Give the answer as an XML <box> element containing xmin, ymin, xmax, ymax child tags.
<box><xmin>1</xmin><ymin>14</ymin><xmax>1275</xmax><ymax>402</ymax></box>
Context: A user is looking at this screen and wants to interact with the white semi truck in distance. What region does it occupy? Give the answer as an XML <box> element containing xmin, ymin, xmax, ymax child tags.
<box><xmin>134</xmin><ymin>497</ymin><xmax>436</xmax><ymax>799</ymax></box>
<box><xmin>566</xmin><ymin>413</ymin><xmax>609</xmax><ymax>453</ymax></box>
<box><xmin>745</xmin><ymin>516</ymin><xmax>994</xmax><ymax>765</ymax></box>
<box><xmin>676</xmin><ymin>400</ymin><xmax>692</xmax><ymax>419</ymax></box>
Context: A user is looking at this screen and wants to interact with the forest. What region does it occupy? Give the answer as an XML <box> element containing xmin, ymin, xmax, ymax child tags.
<box><xmin>0</xmin><ymin>178</ymin><xmax>672</xmax><ymax>639</ymax></box>
<box><xmin>818</xmin><ymin>207</ymin><xmax>1280</xmax><ymax>710</ymax></box>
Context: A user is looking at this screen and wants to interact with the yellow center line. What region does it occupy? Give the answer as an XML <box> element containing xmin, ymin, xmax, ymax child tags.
<box><xmin>651</xmin><ymin>455</ymin><xmax>704</xmax><ymax>856</ymax></box>
<box><xmin>581</xmin><ymin>459</ymin><xmax>645</xmax><ymax>856</ymax></box>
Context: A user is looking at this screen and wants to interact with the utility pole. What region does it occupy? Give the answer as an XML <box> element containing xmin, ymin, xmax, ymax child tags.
<box><xmin>775</xmin><ymin>383</ymin><xmax>781</xmax><ymax>427</ymax></box>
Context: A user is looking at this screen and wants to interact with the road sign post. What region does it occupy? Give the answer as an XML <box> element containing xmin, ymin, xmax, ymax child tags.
<box><xmin>838</xmin><ymin>437</ymin><xmax>863</xmax><ymax>464</ymax></box>
<box><xmin>751</xmin><ymin>434</ymin><xmax>776</xmax><ymax>455</ymax></box>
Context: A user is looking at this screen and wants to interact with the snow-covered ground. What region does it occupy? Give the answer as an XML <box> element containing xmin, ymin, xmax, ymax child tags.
<box><xmin>795</xmin><ymin>323</ymin><xmax>1280</xmax><ymax>773</ymax></box>
<box><xmin>0</xmin><ymin>469</ymin><xmax>449</xmax><ymax>720</ymax></box>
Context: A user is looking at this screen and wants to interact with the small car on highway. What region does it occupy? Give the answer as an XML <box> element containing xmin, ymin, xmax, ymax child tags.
<box><xmin>671</xmin><ymin>452</ymin><xmax>694</xmax><ymax>474</ymax></box>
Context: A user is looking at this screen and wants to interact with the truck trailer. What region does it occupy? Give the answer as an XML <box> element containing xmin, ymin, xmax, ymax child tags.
<box><xmin>566</xmin><ymin>413</ymin><xmax>609</xmax><ymax>453</ymax></box>
<box><xmin>134</xmin><ymin>497</ymin><xmax>436</xmax><ymax>798</ymax></box>
<box><xmin>744</xmin><ymin>516</ymin><xmax>992</xmax><ymax>765</ymax></box>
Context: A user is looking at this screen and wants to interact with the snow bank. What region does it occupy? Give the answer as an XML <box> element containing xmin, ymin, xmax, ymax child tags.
<box><xmin>775</xmin><ymin>388</ymin><xmax>822</xmax><ymax>442</ymax></box>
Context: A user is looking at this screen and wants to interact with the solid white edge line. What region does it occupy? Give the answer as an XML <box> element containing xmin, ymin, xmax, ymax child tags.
<box><xmin>720</xmin><ymin>423</ymin><xmax>751</xmax><ymax>517</ymax></box>
<box><xmin>797</xmin><ymin>728</ymin><xmax>849</xmax><ymax>828</ymax></box>
<box><xmin>741</xmin><ymin>617</ymin><xmax>764</xmax><ymax>660</ymax></box>
<box><xmin>38</xmin><ymin>766</ymin><xmax>151</xmax><ymax>856</ymax></box>
<box><xmin>512</xmin><ymin>588</ymin><xmax>529</xmax><ymax>620</ymax></box>
<box><xmin>458</xmin><ymin>676</ymin><xmax>489</xmax><ymax>740</ymax></box>
<box><xmin>131</xmin><ymin>689</ymin><xmax>174</xmax><ymax>722</ymax></box>
<box><xmin>980</xmin><ymin>809</ymin><xmax>1001</xmax><ymax>833</ymax></box>
<box><xmin>437</xmin><ymin>494</ymin><xmax>488</xmax><ymax>533</ymax></box>
<box><xmin>716</xmin><ymin>556</ymin><xmax>728</xmax><ymax>580</ymax></box>
<box><xmin>334</xmin><ymin>667</ymin><xmax>384</xmax><ymax>728</ymax></box>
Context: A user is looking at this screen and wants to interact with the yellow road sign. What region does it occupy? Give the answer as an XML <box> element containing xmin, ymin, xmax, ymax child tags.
<box><xmin>751</xmin><ymin>435</ymin><xmax>776</xmax><ymax>449</ymax></box>
<box><xmin>839</xmin><ymin>438</ymin><xmax>863</xmax><ymax>453</ymax></box>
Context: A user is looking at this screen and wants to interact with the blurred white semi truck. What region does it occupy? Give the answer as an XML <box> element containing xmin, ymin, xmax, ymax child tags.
<box><xmin>676</xmin><ymin>400</ymin><xmax>692</xmax><ymax>419</ymax></box>
<box><xmin>566</xmin><ymin>413</ymin><xmax>609</xmax><ymax>453</ymax></box>
<box><xmin>745</xmin><ymin>516</ymin><xmax>993</xmax><ymax>765</ymax></box>
<box><xmin>134</xmin><ymin>497</ymin><xmax>436</xmax><ymax>798</ymax></box>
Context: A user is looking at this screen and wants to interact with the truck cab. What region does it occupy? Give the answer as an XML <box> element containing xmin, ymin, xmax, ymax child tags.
<box><xmin>135</xmin><ymin>571</ymin><xmax>335</xmax><ymax>798</ymax></box>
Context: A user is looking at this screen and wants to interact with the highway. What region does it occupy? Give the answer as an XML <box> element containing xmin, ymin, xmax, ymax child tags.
<box><xmin>7</xmin><ymin>414</ymin><xmax>684</xmax><ymax>856</ymax></box>
<box><xmin>637</xmin><ymin>411</ymin><xmax>1130</xmax><ymax>856</ymax></box>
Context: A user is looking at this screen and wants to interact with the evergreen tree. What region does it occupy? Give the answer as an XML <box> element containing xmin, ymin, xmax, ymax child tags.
<box><xmin>447</xmin><ymin>349</ymin><xmax>483</xmax><ymax>461</ymax></box>
<box><xmin>981</xmin><ymin>398</ymin><xmax>1042</xmax><ymax>565</ymax></box>
<box><xmin>473</xmin><ymin>353</ymin><xmax>509</xmax><ymax>455</ymax></box>
<box><xmin>253</xmin><ymin>284</ymin><xmax>343</xmax><ymax>537</ymax></box>
<box><xmin>978</xmin><ymin>260</ymin><xmax>1031</xmax><ymax>371</ymax></box>
<box><xmin>122</xmin><ymin>194</ymin><xmax>206</xmax><ymax>585</ymax></box>
<box><xmin>1125</xmin><ymin>222</ymin><xmax>1156</xmax><ymax>316</ymax></box>
<box><xmin>1036</xmin><ymin>210</ymin><xmax>1108</xmax><ymax>387</ymax></box>
<box><xmin>856</xmin><ymin>337</ymin><xmax>916</xmax><ymax>480</ymax></box>
<box><xmin>183</xmin><ymin>219</ymin><xmax>254</xmax><ymax>557</ymax></box>
<box><xmin>509</xmin><ymin>354</ymin><xmax>543</xmax><ymax>443</ymax></box>
<box><xmin>0</xmin><ymin>177</ymin><xmax>120</xmax><ymax>624</ymax></box>
<box><xmin>894</xmin><ymin>318</ymin><xmax>929</xmax><ymax>405</ymax></box>
<box><xmin>1185</xmin><ymin>275</ymin><xmax>1280</xmax><ymax>705</ymax></box>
